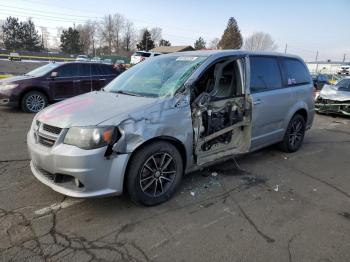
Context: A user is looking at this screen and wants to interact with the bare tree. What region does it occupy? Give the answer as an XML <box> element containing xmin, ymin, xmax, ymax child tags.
<box><xmin>150</xmin><ymin>27</ymin><xmax>162</xmax><ymax>46</ymax></box>
<box><xmin>76</xmin><ymin>20</ymin><xmax>97</xmax><ymax>54</ymax></box>
<box><xmin>243</xmin><ymin>32</ymin><xmax>277</xmax><ymax>51</ymax></box>
<box><xmin>51</xmin><ymin>26</ymin><xmax>64</xmax><ymax>50</ymax></box>
<box><xmin>112</xmin><ymin>13</ymin><xmax>124</xmax><ymax>52</ymax></box>
<box><xmin>100</xmin><ymin>14</ymin><xmax>115</xmax><ymax>55</ymax></box>
<box><xmin>40</xmin><ymin>26</ymin><xmax>49</xmax><ymax>49</ymax></box>
<box><xmin>209</xmin><ymin>38</ymin><xmax>220</xmax><ymax>49</ymax></box>
<box><xmin>123</xmin><ymin>19</ymin><xmax>136</xmax><ymax>51</ymax></box>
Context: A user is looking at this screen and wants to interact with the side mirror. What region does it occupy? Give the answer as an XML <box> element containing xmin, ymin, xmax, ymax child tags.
<box><xmin>50</xmin><ymin>71</ymin><xmax>58</xmax><ymax>78</ymax></box>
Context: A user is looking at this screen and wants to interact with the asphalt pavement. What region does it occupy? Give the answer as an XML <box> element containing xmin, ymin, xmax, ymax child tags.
<box><xmin>0</xmin><ymin>106</ymin><xmax>349</xmax><ymax>262</ymax></box>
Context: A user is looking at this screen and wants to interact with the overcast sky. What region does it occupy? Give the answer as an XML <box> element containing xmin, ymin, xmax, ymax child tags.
<box><xmin>0</xmin><ymin>0</ymin><xmax>349</xmax><ymax>61</ymax></box>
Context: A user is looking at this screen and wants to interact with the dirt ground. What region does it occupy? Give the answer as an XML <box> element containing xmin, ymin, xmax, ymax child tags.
<box><xmin>0</xmin><ymin>106</ymin><xmax>349</xmax><ymax>262</ymax></box>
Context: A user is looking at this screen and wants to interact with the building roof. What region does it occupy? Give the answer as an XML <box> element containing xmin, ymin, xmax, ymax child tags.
<box><xmin>150</xmin><ymin>45</ymin><xmax>194</xmax><ymax>54</ymax></box>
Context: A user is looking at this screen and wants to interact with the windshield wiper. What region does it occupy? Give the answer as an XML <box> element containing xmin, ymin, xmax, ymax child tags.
<box><xmin>113</xmin><ymin>90</ymin><xmax>141</xmax><ymax>97</ymax></box>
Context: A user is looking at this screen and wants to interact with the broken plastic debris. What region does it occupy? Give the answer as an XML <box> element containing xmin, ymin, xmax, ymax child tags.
<box><xmin>190</xmin><ymin>191</ymin><xmax>195</xmax><ymax>196</ymax></box>
<box><xmin>284</xmin><ymin>156</ymin><xmax>288</xmax><ymax>160</ymax></box>
<box><xmin>313</xmin><ymin>188</ymin><xmax>317</xmax><ymax>192</ymax></box>
<box><xmin>211</xmin><ymin>172</ymin><xmax>218</xmax><ymax>177</ymax></box>
<box><xmin>273</xmin><ymin>185</ymin><xmax>279</xmax><ymax>192</ymax></box>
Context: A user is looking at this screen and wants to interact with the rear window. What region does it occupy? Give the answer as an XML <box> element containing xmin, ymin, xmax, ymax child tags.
<box><xmin>283</xmin><ymin>58</ymin><xmax>311</xmax><ymax>85</ymax></box>
<box><xmin>250</xmin><ymin>56</ymin><xmax>283</xmax><ymax>93</ymax></box>
<box><xmin>134</xmin><ymin>52</ymin><xmax>151</xmax><ymax>57</ymax></box>
<box><xmin>57</xmin><ymin>64</ymin><xmax>78</xmax><ymax>77</ymax></box>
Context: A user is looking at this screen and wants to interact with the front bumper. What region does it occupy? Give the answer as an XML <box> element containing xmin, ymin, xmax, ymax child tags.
<box><xmin>0</xmin><ymin>91</ymin><xmax>18</xmax><ymax>107</ymax></box>
<box><xmin>27</xmin><ymin>130</ymin><xmax>130</xmax><ymax>197</ymax></box>
<box><xmin>315</xmin><ymin>102</ymin><xmax>350</xmax><ymax>116</ymax></box>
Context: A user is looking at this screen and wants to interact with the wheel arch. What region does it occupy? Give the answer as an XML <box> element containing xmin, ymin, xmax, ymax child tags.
<box><xmin>19</xmin><ymin>87</ymin><xmax>50</xmax><ymax>106</ymax></box>
<box><xmin>123</xmin><ymin>136</ymin><xmax>187</xmax><ymax>190</ymax></box>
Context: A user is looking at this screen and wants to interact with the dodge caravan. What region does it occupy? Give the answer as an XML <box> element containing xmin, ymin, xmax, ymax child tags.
<box><xmin>27</xmin><ymin>50</ymin><xmax>314</xmax><ymax>205</ymax></box>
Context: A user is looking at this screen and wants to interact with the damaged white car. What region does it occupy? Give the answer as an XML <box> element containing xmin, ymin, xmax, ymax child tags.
<box><xmin>315</xmin><ymin>77</ymin><xmax>350</xmax><ymax>116</ymax></box>
<box><xmin>27</xmin><ymin>51</ymin><xmax>314</xmax><ymax>205</ymax></box>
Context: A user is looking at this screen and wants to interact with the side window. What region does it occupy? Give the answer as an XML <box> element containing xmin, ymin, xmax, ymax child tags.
<box><xmin>91</xmin><ymin>64</ymin><xmax>102</xmax><ymax>76</ymax></box>
<box><xmin>284</xmin><ymin>58</ymin><xmax>311</xmax><ymax>85</ymax></box>
<box><xmin>101</xmin><ymin>65</ymin><xmax>116</xmax><ymax>75</ymax></box>
<box><xmin>250</xmin><ymin>56</ymin><xmax>282</xmax><ymax>93</ymax></box>
<box><xmin>194</xmin><ymin>58</ymin><xmax>243</xmax><ymax>100</ymax></box>
<box><xmin>142</xmin><ymin>53</ymin><xmax>151</xmax><ymax>58</ymax></box>
<box><xmin>79</xmin><ymin>64</ymin><xmax>93</xmax><ymax>77</ymax></box>
<box><xmin>56</xmin><ymin>64</ymin><xmax>78</xmax><ymax>77</ymax></box>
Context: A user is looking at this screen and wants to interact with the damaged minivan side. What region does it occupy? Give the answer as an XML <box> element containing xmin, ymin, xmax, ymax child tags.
<box><xmin>27</xmin><ymin>51</ymin><xmax>314</xmax><ymax>205</ymax></box>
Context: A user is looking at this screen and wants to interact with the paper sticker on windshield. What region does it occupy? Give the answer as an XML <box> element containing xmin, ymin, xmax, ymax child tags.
<box><xmin>176</xmin><ymin>56</ymin><xmax>198</xmax><ymax>61</ymax></box>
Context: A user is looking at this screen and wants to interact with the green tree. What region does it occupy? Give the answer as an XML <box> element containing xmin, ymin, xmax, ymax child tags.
<box><xmin>60</xmin><ymin>27</ymin><xmax>83</xmax><ymax>54</ymax></box>
<box><xmin>136</xmin><ymin>29</ymin><xmax>154</xmax><ymax>51</ymax></box>
<box><xmin>20</xmin><ymin>19</ymin><xmax>43</xmax><ymax>51</ymax></box>
<box><xmin>218</xmin><ymin>17</ymin><xmax>243</xmax><ymax>49</ymax></box>
<box><xmin>159</xmin><ymin>39</ymin><xmax>171</xmax><ymax>46</ymax></box>
<box><xmin>194</xmin><ymin>37</ymin><xmax>206</xmax><ymax>50</ymax></box>
<box><xmin>2</xmin><ymin>17</ymin><xmax>22</xmax><ymax>50</ymax></box>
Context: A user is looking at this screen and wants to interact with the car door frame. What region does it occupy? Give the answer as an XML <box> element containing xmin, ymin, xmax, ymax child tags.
<box><xmin>189</xmin><ymin>55</ymin><xmax>252</xmax><ymax>165</ymax></box>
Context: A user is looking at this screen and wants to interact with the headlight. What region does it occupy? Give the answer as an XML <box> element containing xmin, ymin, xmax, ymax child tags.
<box><xmin>0</xmin><ymin>83</ymin><xmax>19</xmax><ymax>90</ymax></box>
<box><xmin>64</xmin><ymin>126</ymin><xmax>117</xmax><ymax>149</ymax></box>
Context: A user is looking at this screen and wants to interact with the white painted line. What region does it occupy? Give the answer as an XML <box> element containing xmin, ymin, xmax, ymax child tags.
<box><xmin>35</xmin><ymin>198</ymin><xmax>84</xmax><ymax>216</ymax></box>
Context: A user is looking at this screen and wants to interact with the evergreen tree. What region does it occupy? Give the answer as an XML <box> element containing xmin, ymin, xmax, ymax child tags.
<box><xmin>159</xmin><ymin>39</ymin><xmax>171</xmax><ymax>47</ymax></box>
<box><xmin>60</xmin><ymin>27</ymin><xmax>83</xmax><ymax>54</ymax></box>
<box><xmin>136</xmin><ymin>29</ymin><xmax>154</xmax><ymax>51</ymax></box>
<box><xmin>2</xmin><ymin>17</ymin><xmax>22</xmax><ymax>50</ymax></box>
<box><xmin>218</xmin><ymin>17</ymin><xmax>243</xmax><ymax>49</ymax></box>
<box><xmin>194</xmin><ymin>37</ymin><xmax>206</xmax><ymax>50</ymax></box>
<box><xmin>20</xmin><ymin>20</ymin><xmax>43</xmax><ymax>51</ymax></box>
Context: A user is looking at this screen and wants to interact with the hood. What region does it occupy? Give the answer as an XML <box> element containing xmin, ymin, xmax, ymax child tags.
<box><xmin>0</xmin><ymin>75</ymin><xmax>35</xmax><ymax>84</ymax></box>
<box><xmin>319</xmin><ymin>84</ymin><xmax>350</xmax><ymax>102</ymax></box>
<box><xmin>37</xmin><ymin>91</ymin><xmax>158</xmax><ymax>128</ymax></box>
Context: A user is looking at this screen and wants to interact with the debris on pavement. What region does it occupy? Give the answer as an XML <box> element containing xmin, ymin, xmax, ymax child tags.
<box><xmin>211</xmin><ymin>172</ymin><xmax>218</xmax><ymax>177</ymax></box>
<box><xmin>273</xmin><ymin>185</ymin><xmax>279</xmax><ymax>192</ymax></box>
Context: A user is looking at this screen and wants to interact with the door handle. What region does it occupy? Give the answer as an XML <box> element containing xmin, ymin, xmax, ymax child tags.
<box><xmin>253</xmin><ymin>99</ymin><xmax>263</xmax><ymax>105</ymax></box>
<box><xmin>99</xmin><ymin>79</ymin><xmax>106</xmax><ymax>81</ymax></box>
<box><xmin>73</xmin><ymin>80</ymin><xmax>81</xmax><ymax>83</ymax></box>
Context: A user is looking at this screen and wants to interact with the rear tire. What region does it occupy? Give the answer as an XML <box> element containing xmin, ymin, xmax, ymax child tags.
<box><xmin>279</xmin><ymin>114</ymin><xmax>306</xmax><ymax>153</ymax></box>
<box><xmin>126</xmin><ymin>141</ymin><xmax>183</xmax><ymax>206</ymax></box>
<box><xmin>21</xmin><ymin>91</ymin><xmax>48</xmax><ymax>113</ymax></box>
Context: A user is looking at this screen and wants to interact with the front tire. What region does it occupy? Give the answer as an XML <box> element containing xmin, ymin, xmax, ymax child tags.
<box><xmin>127</xmin><ymin>141</ymin><xmax>183</xmax><ymax>206</ymax></box>
<box><xmin>21</xmin><ymin>91</ymin><xmax>48</xmax><ymax>113</ymax></box>
<box><xmin>280</xmin><ymin>114</ymin><xmax>306</xmax><ymax>153</ymax></box>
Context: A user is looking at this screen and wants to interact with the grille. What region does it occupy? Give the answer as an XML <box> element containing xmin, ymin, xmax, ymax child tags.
<box><xmin>43</xmin><ymin>124</ymin><xmax>62</xmax><ymax>135</ymax></box>
<box><xmin>38</xmin><ymin>135</ymin><xmax>56</xmax><ymax>147</ymax></box>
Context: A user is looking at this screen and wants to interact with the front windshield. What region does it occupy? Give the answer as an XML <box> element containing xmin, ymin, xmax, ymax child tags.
<box><xmin>25</xmin><ymin>63</ymin><xmax>60</xmax><ymax>77</ymax></box>
<box><xmin>104</xmin><ymin>55</ymin><xmax>208</xmax><ymax>97</ymax></box>
<box><xmin>335</xmin><ymin>78</ymin><xmax>350</xmax><ymax>91</ymax></box>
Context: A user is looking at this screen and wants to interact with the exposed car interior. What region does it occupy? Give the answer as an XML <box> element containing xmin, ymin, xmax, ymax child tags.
<box><xmin>191</xmin><ymin>58</ymin><xmax>252</xmax><ymax>164</ymax></box>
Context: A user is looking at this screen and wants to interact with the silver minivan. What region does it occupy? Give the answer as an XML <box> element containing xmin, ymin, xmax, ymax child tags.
<box><xmin>27</xmin><ymin>50</ymin><xmax>314</xmax><ymax>205</ymax></box>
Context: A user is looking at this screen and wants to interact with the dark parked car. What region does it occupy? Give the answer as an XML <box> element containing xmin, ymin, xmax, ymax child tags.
<box><xmin>0</xmin><ymin>62</ymin><xmax>120</xmax><ymax>112</ymax></box>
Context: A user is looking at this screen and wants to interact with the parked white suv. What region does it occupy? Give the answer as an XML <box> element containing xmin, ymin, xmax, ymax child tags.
<box><xmin>130</xmin><ymin>51</ymin><xmax>162</xmax><ymax>65</ymax></box>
